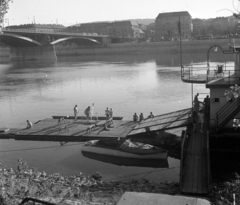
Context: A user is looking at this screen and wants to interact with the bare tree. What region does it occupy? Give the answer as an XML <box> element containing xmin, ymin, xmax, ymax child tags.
<box><xmin>0</xmin><ymin>0</ymin><xmax>12</xmax><ymax>26</ymax></box>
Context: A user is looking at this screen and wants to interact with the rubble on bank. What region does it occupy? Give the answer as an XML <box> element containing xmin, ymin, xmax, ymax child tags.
<box><xmin>1</xmin><ymin>159</ymin><xmax>238</xmax><ymax>205</ymax></box>
<box><xmin>209</xmin><ymin>173</ymin><xmax>240</xmax><ymax>205</ymax></box>
<box><xmin>0</xmin><ymin>159</ymin><xmax>180</xmax><ymax>205</ymax></box>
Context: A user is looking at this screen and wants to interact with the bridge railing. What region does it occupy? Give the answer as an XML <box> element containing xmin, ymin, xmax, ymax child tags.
<box><xmin>1</xmin><ymin>28</ymin><xmax>105</xmax><ymax>37</ymax></box>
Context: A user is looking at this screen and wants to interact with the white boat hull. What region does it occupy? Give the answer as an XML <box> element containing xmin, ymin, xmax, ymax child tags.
<box><xmin>81</xmin><ymin>145</ymin><xmax>168</xmax><ymax>159</ymax></box>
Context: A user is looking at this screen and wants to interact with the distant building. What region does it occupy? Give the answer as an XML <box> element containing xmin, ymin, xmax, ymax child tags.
<box><xmin>192</xmin><ymin>19</ymin><xmax>207</xmax><ymax>36</ymax></box>
<box><xmin>155</xmin><ymin>11</ymin><xmax>192</xmax><ymax>41</ymax></box>
<box><xmin>62</xmin><ymin>20</ymin><xmax>144</xmax><ymax>39</ymax></box>
<box><xmin>138</xmin><ymin>23</ymin><xmax>147</xmax><ymax>31</ymax></box>
<box><xmin>5</xmin><ymin>24</ymin><xmax>65</xmax><ymax>33</ymax></box>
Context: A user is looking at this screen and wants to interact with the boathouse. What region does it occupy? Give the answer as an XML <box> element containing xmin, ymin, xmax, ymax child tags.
<box><xmin>180</xmin><ymin>33</ymin><xmax>240</xmax><ymax>194</ymax></box>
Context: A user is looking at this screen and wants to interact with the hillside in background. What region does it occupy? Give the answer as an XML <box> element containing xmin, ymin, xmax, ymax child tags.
<box><xmin>129</xmin><ymin>19</ymin><xmax>155</xmax><ymax>25</ymax></box>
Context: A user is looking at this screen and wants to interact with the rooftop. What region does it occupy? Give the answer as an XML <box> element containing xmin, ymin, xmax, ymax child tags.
<box><xmin>156</xmin><ymin>11</ymin><xmax>191</xmax><ymax>19</ymax></box>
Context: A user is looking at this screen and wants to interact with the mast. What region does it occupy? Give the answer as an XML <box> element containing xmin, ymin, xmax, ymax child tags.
<box><xmin>178</xmin><ymin>16</ymin><xmax>183</xmax><ymax>68</ymax></box>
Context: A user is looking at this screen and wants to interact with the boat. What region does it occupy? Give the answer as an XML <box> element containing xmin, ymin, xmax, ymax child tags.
<box><xmin>81</xmin><ymin>139</ymin><xmax>168</xmax><ymax>168</ymax></box>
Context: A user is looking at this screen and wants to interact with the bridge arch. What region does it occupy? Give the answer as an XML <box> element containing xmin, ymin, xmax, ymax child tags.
<box><xmin>0</xmin><ymin>33</ymin><xmax>42</xmax><ymax>47</ymax></box>
<box><xmin>51</xmin><ymin>37</ymin><xmax>100</xmax><ymax>45</ymax></box>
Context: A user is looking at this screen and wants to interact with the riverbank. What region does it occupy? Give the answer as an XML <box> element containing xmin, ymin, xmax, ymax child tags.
<box><xmin>0</xmin><ymin>159</ymin><xmax>180</xmax><ymax>205</ymax></box>
<box><xmin>0</xmin><ymin>159</ymin><xmax>239</xmax><ymax>205</ymax></box>
<box><xmin>55</xmin><ymin>38</ymin><xmax>240</xmax><ymax>56</ymax></box>
<box><xmin>1</xmin><ymin>39</ymin><xmax>240</xmax><ymax>60</ymax></box>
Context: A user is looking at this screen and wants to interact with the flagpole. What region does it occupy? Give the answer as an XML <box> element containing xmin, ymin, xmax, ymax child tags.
<box><xmin>178</xmin><ymin>16</ymin><xmax>183</xmax><ymax>68</ymax></box>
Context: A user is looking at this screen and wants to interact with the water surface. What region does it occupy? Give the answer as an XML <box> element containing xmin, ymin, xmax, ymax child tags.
<box><xmin>0</xmin><ymin>51</ymin><xmax>233</xmax><ymax>182</ymax></box>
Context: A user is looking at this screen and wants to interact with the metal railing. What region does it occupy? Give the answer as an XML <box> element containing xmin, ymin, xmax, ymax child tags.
<box><xmin>1</xmin><ymin>28</ymin><xmax>106</xmax><ymax>37</ymax></box>
<box><xmin>216</xmin><ymin>96</ymin><xmax>240</xmax><ymax>127</ymax></box>
<box><xmin>206</xmin><ymin>131</ymin><xmax>212</xmax><ymax>192</ymax></box>
<box><xmin>206</xmin><ymin>67</ymin><xmax>239</xmax><ymax>85</ymax></box>
<box><xmin>181</xmin><ymin>65</ymin><xmax>208</xmax><ymax>83</ymax></box>
<box><xmin>180</xmin><ymin>129</ymin><xmax>188</xmax><ymax>190</ymax></box>
<box><xmin>181</xmin><ymin>63</ymin><xmax>240</xmax><ymax>86</ymax></box>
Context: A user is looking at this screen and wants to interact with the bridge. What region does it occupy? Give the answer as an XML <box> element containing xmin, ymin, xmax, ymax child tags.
<box><xmin>0</xmin><ymin>29</ymin><xmax>112</xmax><ymax>60</ymax></box>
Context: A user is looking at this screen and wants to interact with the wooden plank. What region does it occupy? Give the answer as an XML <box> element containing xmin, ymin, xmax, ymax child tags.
<box><xmin>181</xmin><ymin>115</ymin><xmax>210</xmax><ymax>194</ymax></box>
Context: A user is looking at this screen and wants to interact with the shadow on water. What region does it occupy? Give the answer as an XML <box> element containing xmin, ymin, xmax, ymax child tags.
<box><xmin>210</xmin><ymin>152</ymin><xmax>240</xmax><ymax>183</ymax></box>
<box><xmin>57</xmin><ymin>51</ymin><xmax>235</xmax><ymax>67</ymax></box>
<box><xmin>1</xmin><ymin>50</ymin><xmax>234</xmax><ymax>71</ymax></box>
<box><xmin>210</xmin><ymin>136</ymin><xmax>240</xmax><ymax>183</ymax></box>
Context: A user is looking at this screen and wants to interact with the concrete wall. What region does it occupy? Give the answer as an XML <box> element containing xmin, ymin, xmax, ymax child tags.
<box><xmin>55</xmin><ymin>39</ymin><xmax>240</xmax><ymax>56</ymax></box>
<box><xmin>0</xmin><ymin>47</ymin><xmax>10</xmax><ymax>57</ymax></box>
<box><xmin>210</xmin><ymin>88</ymin><xmax>227</xmax><ymax>127</ymax></box>
<box><xmin>2</xmin><ymin>38</ymin><xmax>240</xmax><ymax>59</ymax></box>
<box><xmin>9</xmin><ymin>45</ymin><xmax>56</xmax><ymax>61</ymax></box>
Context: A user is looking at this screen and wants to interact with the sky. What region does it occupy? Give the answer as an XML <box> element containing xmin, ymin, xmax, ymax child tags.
<box><xmin>4</xmin><ymin>0</ymin><xmax>240</xmax><ymax>26</ymax></box>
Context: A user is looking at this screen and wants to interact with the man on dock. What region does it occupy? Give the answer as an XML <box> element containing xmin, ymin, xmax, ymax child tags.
<box><xmin>204</xmin><ymin>95</ymin><xmax>210</xmax><ymax>117</ymax></box>
<box><xmin>85</xmin><ymin>106</ymin><xmax>91</xmax><ymax>121</ymax></box>
<box><xmin>74</xmin><ymin>105</ymin><xmax>79</xmax><ymax>120</ymax></box>
<box><xmin>194</xmin><ymin>93</ymin><xmax>200</xmax><ymax>112</ymax></box>
<box><xmin>90</xmin><ymin>103</ymin><xmax>94</xmax><ymax>120</ymax></box>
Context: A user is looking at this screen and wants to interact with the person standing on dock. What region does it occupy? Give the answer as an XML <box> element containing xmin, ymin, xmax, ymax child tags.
<box><xmin>109</xmin><ymin>108</ymin><xmax>113</xmax><ymax>119</ymax></box>
<box><xmin>26</xmin><ymin>120</ymin><xmax>33</xmax><ymax>129</ymax></box>
<box><xmin>133</xmin><ymin>113</ymin><xmax>138</xmax><ymax>121</ymax></box>
<box><xmin>192</xmin><ymin>110</ymin><xmax>197</xmax><ymax>133</ymax></box>
<box><xmin>194</xmin><ymin>93</ymin><xmax>200</xmax><ymax>113</ymax></box>
<box><xmin>85</xmin><ymin>106</ymin><xmax>91</xmax><ymax>121</ymax></box>
<box><xmin>197</xmin><ymin>109</ymin><xmax>204</xmax><ymax>133</ymax></box>
<box><xmin>74</xmin><ymin>105</ymin><xmax>79</xmax><ymax>120</ymax></box>
<box><xmin>204</xmin><ymin>95</ymin><xmax>210</xmax><ymax>117</ymax></box>
<box><xmin>90</xmin><ymin>103</ymin><xmax>94</xmax><ymax>120</ymax></box>
<box><xmin>105</xmin><ymin>107</ymin><xmax>109</xmax><ymax>121</ymax></box>
<box><xmin>139</xmin><ymin>113</ymin><xmax>144</xmax><ymax>121</ymax></box>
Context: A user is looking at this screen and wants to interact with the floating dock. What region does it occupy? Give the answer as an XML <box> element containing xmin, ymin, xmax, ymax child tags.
<box><xmin>0</xmin><ymin>116</ymin><xmax>138</xmax><ymax>144</ymax></box>
<box><xmin>0</xmin><ymin>109</ymin><xmax>192</xmax><ymax>144</ymax></box>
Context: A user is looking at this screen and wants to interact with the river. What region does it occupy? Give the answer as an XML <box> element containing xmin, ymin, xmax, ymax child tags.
<box><xmin>0</xmin><ymin>51</ymin><xmax>234</xmax><ymax>182</ymax></box>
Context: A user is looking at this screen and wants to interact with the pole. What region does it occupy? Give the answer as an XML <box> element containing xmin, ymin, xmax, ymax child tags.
<box><xmin>178</xmin><ymin>17</ymin><xmax>183</xmax><ymax>68</ymax></box>
<box><xmin>192</xmin><ymin>83</ymin><xmax>193</xmax><ymax>110</ymax></box>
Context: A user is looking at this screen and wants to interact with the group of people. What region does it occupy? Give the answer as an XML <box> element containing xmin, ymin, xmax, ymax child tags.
<box><xmin>105</xmin><ymin>107</ymin><xmax>113</xmax><ymax>121</ymax></box>
<box><xmin>74</xmin><ymin>104</ymin><xmax>113</xmax><ymax>121</ymax></box>
<box><xmin>73</xmin><ymin>103</ymin><xmax>96</xmax><ymax>121</ymax></box>
<box><xmin>193</xmin><ymin>93</ymin><xmax>210</xmax><ymax>134</ymax></box>
<box><xmin>133</xmin><ymin>112</ymin><xmax>155</xmax><ymax>122</ymax></box>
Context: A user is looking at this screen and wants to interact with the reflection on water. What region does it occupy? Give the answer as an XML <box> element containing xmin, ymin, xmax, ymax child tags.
<box><xmin>0</xmin><ymin>52</ymin><xmax>232</xmax><ymax>182</ymax></box>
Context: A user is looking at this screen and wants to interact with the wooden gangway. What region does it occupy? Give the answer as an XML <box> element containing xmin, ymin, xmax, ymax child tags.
<box><xmin>180</xmin><ymin>116</ymin><xmax>211</xmax><ymax>194</ymax></box>
<box><xmin>128</xmin><ymin>108</ymin><xmax>192</xmax><ymax>136</ymax></box>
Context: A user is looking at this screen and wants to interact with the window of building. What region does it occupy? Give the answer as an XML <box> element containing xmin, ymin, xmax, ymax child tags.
<box><xmin>214</xmin><ymin>98</ymin><xmax>219</xmax><ymax>103</ymax></box>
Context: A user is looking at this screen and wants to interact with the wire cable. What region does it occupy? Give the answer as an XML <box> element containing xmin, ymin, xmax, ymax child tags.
<box><xmin>0</xmin><ymin>142</ymin><xmax>83</xmax><ymax>152</ymax></box>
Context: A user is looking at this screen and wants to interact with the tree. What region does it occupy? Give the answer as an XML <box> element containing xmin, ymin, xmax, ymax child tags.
<box><xmin>0</xmin><ymin>0</ymin><xmax>12</xmax><ymax>26</ymax></box>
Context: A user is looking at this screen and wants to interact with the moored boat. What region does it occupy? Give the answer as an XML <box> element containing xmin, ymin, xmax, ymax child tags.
<box><xmin>81</xmin><ymin>139</ymin><xmax>168</xmax><ymax>168</ymax></box>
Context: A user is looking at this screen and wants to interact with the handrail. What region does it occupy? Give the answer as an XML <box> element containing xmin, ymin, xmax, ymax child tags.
<box><xmin>216</xmin><ymin>97</ymin><xmax>240</xmax><ymax>127</ymax></box>
<box><xmin>181</xmin><ymin>63</ymin><xmax>238</xmax><ymax>84</ymax></box>
<box><xmin>206</xmin><ymin>131</ymin><xmax>212</xmax><ymax>192</ymax></box>
<box><xmin>180</xmin><ymin>129</ymin><xmax>187</xmax><ymax>190</ymax></box>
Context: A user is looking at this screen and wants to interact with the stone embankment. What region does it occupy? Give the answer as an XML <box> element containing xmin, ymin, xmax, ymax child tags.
<box><xmin>0</xmin><ymin>47</ymin><xmax>9</xmax><ymax>57</ymax></box>
<box><xmin>55</xmin><ymin>39</ymin><xmax>240</xmax><ymax>56</ymax></box>
<box><xmin>1</xmin><ymin>39</ymin><xmax>240</xmax><ymax>59</ymax></box>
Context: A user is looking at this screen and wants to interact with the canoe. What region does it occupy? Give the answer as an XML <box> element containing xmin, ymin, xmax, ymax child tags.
<box><xmin>81</xmin><ymin>139</ymin><xmax>168</xmax><ymax>168</ymax></box>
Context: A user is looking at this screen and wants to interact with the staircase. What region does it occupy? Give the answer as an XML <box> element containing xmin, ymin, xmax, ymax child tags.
<box><xmin>216</xmin><ymin>97</ymin><xmax>240</xmax><ymax>128</ymax></box>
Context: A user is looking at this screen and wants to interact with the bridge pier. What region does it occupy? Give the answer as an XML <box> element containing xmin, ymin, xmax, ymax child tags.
<box><xmin>9</xmin><ymin>44</ymin><xmax>57</xmax><ymax>61</ymax></box>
